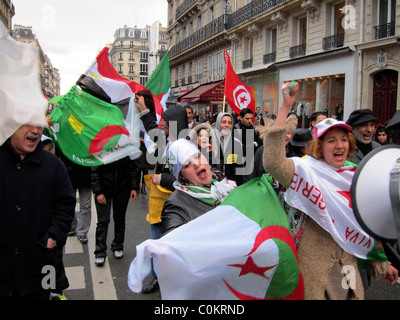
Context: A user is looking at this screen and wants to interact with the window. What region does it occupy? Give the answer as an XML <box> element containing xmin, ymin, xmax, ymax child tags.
<box><xmin>264</xmin><ymin>28</ymin><xmax>277</xmax><ymax>64</ymax></box>
<box><xmin>207</xmin><ymin>52</ymin><xmax>225</xmax><ymax>78</ymax></box>
<box><xmin>248</xmin><ymin>37</ymin><xmax>254</xmax><ymax>59</ymax></box>
<box><xmin>333</xmin><ymin>2</ymin><xmax>345</xmax><ymax>35</ymax></box>
<box><xmin>209</xmin><ymin>6</ymin><xmax>214</xmax><ymax>22</ymax></box>
<box><xmin>140</xmin><ymin>64</ymin><xmax>148</xmax><ymax>75</ymax></box>
<box><xmin>196</xmin><ymin>59</ymin><xmax>203</xmax><ymax>82</ymax></box>
<box><xmin>129</xmin><ymin>65</ymin><xmax>134</xmax><ymax>74</ymax></box>
<box><xmin>181</xmin><ymin>65</ymin><xmax>185</xmax><ymax>85</ymax></box>
<box><xmin>188</xmin><ymin>22</ymin><xmax>193</xmax><ymax>35</ymax></box>
<box><xmin>270</xmin><ymin>29</ymin><xmax>277</xmax><ymax>53</ymax></box>
<box><xmin>129</xmin><ymin>53</ymin><xmax>134</xmax><ymax>61</ymax></box>
<box><xmin>378</xmin><ymin>0</ymin><xmax>396</xmax><ymax>25</ymax></box>
<box><xmin>375</xmin><ymin>0</ymin><xmax>396</xmax><ymax>38</ymax></box>
<box><xmin>140</xmin><ymin>76</ymin><xmax>148</xmax><ymax>86</ymax></box>
<box><xmin>140</xmin><ymin>52</ymin><xmax>148</xmax><ymax>61</ymax></box>
<box><xmin>298</xmin><ymin>16</ymin><xmax>307</xmax><ymax>45</ymax></box>
<box><xmin>188</xmin><ymin>62</ymin><xmax>193</xmax><ymax>83</ymax></box>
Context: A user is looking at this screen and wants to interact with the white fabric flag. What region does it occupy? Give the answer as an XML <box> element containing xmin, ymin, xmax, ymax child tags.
<box><xmin>285</xmin><ymin>156</ymin><xmax>381</xmax><ymax>259</ymax></box>
<box><xmin>128</xmin><ymin>175</ymin><xmax>304</xmax><ymax>300</ymax></box>
<box><xmin>0</xmin><ymin>23</ymin><xmax>48</xmax><ymax>145</ymax></box>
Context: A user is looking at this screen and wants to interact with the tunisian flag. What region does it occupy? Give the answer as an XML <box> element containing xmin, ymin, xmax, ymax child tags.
<box><xmin>224</xmin><ymin>50</ymin><xmax>255</xmax><ymax>116</ymax></box>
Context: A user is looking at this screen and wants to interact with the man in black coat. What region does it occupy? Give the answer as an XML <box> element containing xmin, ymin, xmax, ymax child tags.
<box><xmin>0</xmin><ymin>124</ymin><xmax>75</xmax><ymax>299</ymax></box>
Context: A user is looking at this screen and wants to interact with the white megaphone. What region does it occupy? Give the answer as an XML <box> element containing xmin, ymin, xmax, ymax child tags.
<box><xmin>351</xmin><ymin>145</ymin><xmax>400</xmax><ymax>253</ymax></box>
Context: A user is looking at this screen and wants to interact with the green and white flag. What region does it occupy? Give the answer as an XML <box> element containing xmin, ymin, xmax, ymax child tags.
<box><xmin>128</xmin><ymin>175</ymin><xmax>304</xmax><ymax>300</ymax></box>
<box><xmin>47</xmin><ymin>86</ymin><xmax>141</xmax><ymax>166</ymax></box>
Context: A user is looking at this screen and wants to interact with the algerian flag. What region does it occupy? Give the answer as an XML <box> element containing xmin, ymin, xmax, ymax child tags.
<box><xmin>47</xmin><ymin>86</ymin><xmax>141</xmax><ymax>166</ymax></box>
<box><xmin>128</xmin><ymin>175</ymin><xmax>304</xmax><ymax>300</ymax></box>
<box><xmin>285</xmin><ymin>156</ymin><xmax>387</xmax><ymax>261</ymax></box>
<box><xmin>0</xmin><ymin>22</ymin><xmax>48</xmax><ymax>145</ymax></box>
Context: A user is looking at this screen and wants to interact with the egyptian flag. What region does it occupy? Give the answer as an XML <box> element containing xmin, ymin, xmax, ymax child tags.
<box><xmin>77</xmin><ymin>47</ymin><xmax>164</xmax><ymax>123</ymax></box>
<box><xmin>224</xmin><ymin>50</ymin><xmax>255</xmax><ymax>116</ymax></box>
<box><xmin>128</xmin><ymin>175</ymin><xmax>304</xmax><ymax>300</ymax></box>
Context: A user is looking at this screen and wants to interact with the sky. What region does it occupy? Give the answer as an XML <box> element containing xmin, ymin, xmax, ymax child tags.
<box><xmin>11</xmin><ymin>0</ymin><xmax>168</xmax><ymax>95</ymax></box>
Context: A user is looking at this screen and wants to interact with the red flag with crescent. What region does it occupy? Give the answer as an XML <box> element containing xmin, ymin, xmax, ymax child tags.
<box><xmin>224</xmin><ymin>50</ymin><xmax>256</xmax><ymax>116</ymax></box>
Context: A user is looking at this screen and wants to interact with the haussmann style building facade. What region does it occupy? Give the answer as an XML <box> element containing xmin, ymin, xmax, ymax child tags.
<box><xmin>167</xmin><ymin>0</ymin><xmax>399</xmax><ymax>125</ymax></box>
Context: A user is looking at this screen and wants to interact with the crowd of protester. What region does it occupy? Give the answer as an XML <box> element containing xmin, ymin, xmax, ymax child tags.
<box><xmin>3</xmin><ymin>82</ymin><xmax>400</xmax><ymax>300</ymax></box>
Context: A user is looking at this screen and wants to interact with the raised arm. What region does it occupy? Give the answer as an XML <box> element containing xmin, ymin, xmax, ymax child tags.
<box><xmin>261</xmin><ymin>82</ymin><xmax>299</xmax><ymax>188</ymax></box>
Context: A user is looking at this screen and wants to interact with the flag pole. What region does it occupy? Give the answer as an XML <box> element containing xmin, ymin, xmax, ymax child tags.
<box><xmin>222</xmin><ymin>95</ymin><xmax>226</xmax><ymax>113</ymax></box>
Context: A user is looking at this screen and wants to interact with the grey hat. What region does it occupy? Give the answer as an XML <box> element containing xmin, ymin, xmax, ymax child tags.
<box><xmin>346</xmin><ymin>109</ymin><xmax>377</xmax><ymax>127</ymax></box>
<box><xmin>290</xmin><ymin>128</ymin><xmax>312</xmax><ymax>147</ymax></box>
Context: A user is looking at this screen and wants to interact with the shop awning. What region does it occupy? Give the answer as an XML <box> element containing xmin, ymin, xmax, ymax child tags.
<box><xmin>178</xmin><ymin>81</ymin><xmax>224</xmax><ymax>103</ymax></box>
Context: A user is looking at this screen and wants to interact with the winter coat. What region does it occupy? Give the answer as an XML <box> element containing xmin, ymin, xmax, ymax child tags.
<box><xmin>140</xmin><ymin>105</ymin><xmax>188</xmax><ymax>191</ymax></box>
<box><xmin>215</xmin><ymin>113</ymin><xmax>245</xmax><ymax>185</ymax></box>
<box><xmin>350</xmin><ymin>140</ymin><xmax>381</xmax><ymax>165</ymax></box>
<box><xmin>91</xmin><ymin>156</ymin><xmax>140</xmax><ymax>197</ymax></box>
<box><xmin>161</xmin><ymin>189</ymin><xmax>213</xmax><ymax>235</ymax></box>
<box><xmin>0</xmin><ymin>140</ymin><xmax>75</xmax><ymax>297</ymax></box>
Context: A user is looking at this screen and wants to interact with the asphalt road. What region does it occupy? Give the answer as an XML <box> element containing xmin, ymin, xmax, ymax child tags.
<box><xmin>62</xmin><ymin>187</ymin><xmax>400</xmax><ymax>301</ymax></box>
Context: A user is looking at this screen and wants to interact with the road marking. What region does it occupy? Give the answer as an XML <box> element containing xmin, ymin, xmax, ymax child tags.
<box><xmin>65</xmin><ymin>236</ymin><xmax>83</xmax><ymax>254</ymax></box>
<box><xmin>87</xmin><ymin>197</ymin><xmax>118</xmax><ymax>300</ymax></box>
<box><xmin>65</xmin><ymin>266</ymin><xmax>85</xmax><ymax>290</ymax></box>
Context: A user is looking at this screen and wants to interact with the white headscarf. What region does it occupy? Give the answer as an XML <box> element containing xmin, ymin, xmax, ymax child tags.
<box><xmin>167</xmin><ymin>139</ymin><xmax>200</xmax><ymax>179</ymax></box>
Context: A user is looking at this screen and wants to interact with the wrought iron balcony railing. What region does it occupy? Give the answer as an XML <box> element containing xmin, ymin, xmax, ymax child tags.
<box><xmin>263</xmin><ymin>52</ymin><xmax>276</xmax><ymax>64</ymax></box>
<box><xmin>242</xmin><ymin>59</ymin><xmax>253</xmax><ymax>69</ymax></box>
<box><xmin>226</xmin><ymin>0</ymin><xmax>287</xmax><ymax>30</ymax></box>
<box><xmin>170</xmin><ymin>15</ymin><xmax>227</xmax><ymax>58</ymax></box>
<box><xmin>170</xmin><ymin>0</ymin><xmax>287</xmax><ymax>59</ymax></box>
<box><xmin>176</xmin><ymin>0</ymin><xmax>199</xmax><ymax>20</ymax></box>
<box><xmin>322</xmin><ymin>33</ymin><xmax>345</xmax><ymax>50</ymax></box>
<box><xmin>374</xmin><ymin>22</ymin><xmax>395</xmax><ymax>39</ymax></box>
<box><xmin>289</xmin><ymin>43</ymin><xmax>306</xmax><ymax>59</ymax></box>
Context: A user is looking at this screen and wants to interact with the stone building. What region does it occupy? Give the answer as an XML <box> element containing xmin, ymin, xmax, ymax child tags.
<box><xmin>167</xmin><ymin>0</ymin><xmax>399</xmax><ymax>124</ymax></box>
<box><xmin>0</xmin><ymin>0</ymin><xmax>15</xmax><ymax>33</ymax></box>
<box><xmin>109</xmin><ymin>22</ymin><xmax>168</xmax><ymax>86</ymax></box>
<box><xmin>12</xmin><ymin>25</ymin><xmax>60</xmax><ymax>99</ymax></box>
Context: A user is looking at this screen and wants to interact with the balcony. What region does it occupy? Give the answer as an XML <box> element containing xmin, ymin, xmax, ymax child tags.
<box><xmin>176</xmin><ymin>0</ymin><xmax>200</xmax><ymax>20</ymax></box>
<box><xmin>289</xmin><ymin>43</ymin><xmax>306</xmax><ymax>59</ymax></box>
<box><xmin>322</xmin><ymin>33</ymin><xmax>344</xmax><ymax>50</ymax></box>
<box><xmin>263</xmin><ymin>52</ymin><xmax>276</xmax><ymax>64</ymax></box>
<box><xmin>242</xmin><ymin>59</ymin><xmax>253</xmax><ymax>69</ymax></box>
<box><xmin>170</xmin><ymin>15</ymin><xmax>227</xmax><ymax>58</ymax></box>
<box><xmin>374</xmin><ymin>22</ymin><xmax>395</xmax><ymax>40</ymax></box>
<box><xmin>226</xmin><ymin>0</ymin><xmax>287</xmax><ymax>30</ymax></box>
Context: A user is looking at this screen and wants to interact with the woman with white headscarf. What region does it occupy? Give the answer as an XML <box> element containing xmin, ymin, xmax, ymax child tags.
<box><xmin>161</xmin><ymin>139</ymin><xmax>236</xmax><ymax>235</ymax></box>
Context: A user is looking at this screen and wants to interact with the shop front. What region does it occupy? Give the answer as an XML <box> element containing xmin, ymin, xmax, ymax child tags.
<box><xmin>277</xmin><ymin>48</ymin><xmax>357</xmax><ymax>123</ymax></box>
<box><xmin>178</xmin><ymin>81</ymin><xmax>225</xmax><ymax>115</ymax></box>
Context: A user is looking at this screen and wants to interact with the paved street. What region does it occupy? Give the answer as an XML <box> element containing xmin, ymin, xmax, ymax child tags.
<box><xmin>62</xmin><ymin>188</ymin><xmax>400</xmax><ymax>301</ymax></box>
<box><xmin>63</xmin><ymin>189</ymin><xmax>160</xmax><ymax>300</ymax></box>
